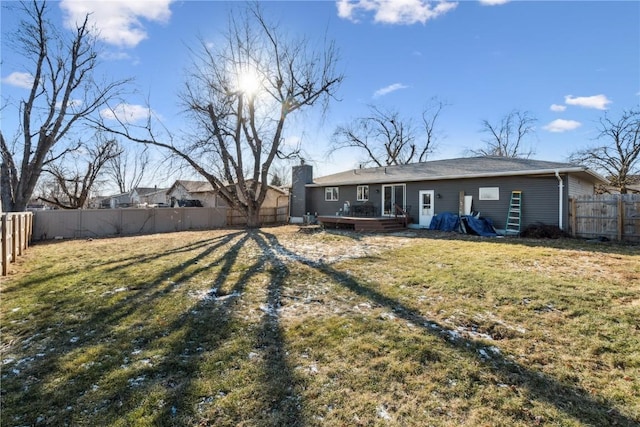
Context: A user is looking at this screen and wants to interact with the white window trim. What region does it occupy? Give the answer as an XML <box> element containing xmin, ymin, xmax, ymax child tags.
<box><xmin>325</xmin><ymin>187</ymin><xmax>339</xmax><ymax>201</ymax></box>
<box><xmin>357</xmin><ymin>185</ymin><xmax>369</xmax><ymax>201</ymax></box>
<box><xmin>479</xmin><ymin>187</ymin><xmax>500</xmax><ymax>201</ymax></box>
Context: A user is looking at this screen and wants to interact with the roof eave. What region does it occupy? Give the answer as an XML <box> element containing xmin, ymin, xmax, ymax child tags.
<box><xmin>307</xmin><ymin>167</ymin><xmax>608</xmax><ymax>187</ymax></box>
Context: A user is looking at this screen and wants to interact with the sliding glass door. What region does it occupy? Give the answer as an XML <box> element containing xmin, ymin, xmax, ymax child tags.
<box><xmin>382</xmin><ymin>184</ymin><xmax>406</xmax><ymax>216</ymax></box>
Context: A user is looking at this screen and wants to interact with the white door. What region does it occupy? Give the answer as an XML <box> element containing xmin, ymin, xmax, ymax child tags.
<box><xmin>419</xmin><ymin>190</ymin><xmax>435</xmax><ymax>228</ymax></box>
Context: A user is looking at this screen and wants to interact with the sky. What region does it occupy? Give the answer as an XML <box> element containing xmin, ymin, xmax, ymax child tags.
<box><xmin>2</xmin><ymin>0</ymin><xmax>639</xmax><ymax>187</ymax></box>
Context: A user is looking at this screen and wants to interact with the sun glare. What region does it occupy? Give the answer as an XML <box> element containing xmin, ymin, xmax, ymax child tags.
<box><xmin>237</xmin><ymin>68</ymin><xmax>261</xmax><ymax>96</ymax></box>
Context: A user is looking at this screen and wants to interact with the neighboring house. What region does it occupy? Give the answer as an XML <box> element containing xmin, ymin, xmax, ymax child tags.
<box><xmin>167</xmin><ymin>180</ymin><xmax>219</xmax><ymax>207</ymax></box>
<box><xmin>130</xmin><ymin>187</ymin><xmax>169</xmax><ymax>207</ymax></box>
<box><xmin>167</xmin><ymin>179</ymin><xmax>289</xmax><ymax>210</ymax></box>
<box><xmin>599</xmin><ymin>175</ymin><xmax>640</xmax><ymax>194</ymax></box>
<box><xmin>291</xmin><ymin>156</ymin><xmax>608</xmax><ymax>231</ymax></box>
<box><xmin>105</xmin><ymin>192</ymin><xmax>133</xmax><ymax>209</ymax></box>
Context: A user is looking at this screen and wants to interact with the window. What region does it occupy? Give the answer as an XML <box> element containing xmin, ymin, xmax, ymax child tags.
<box><xmin>479</xmin><ymin>187</ymin><xmax>499</xmax><ymax>200</ymax></box>
<box><xmin>325</xmin><ymin>187</ymin><xmax>339</xmax><ymax>201</ymax></box>
<box><xmin>357</xmin><ymin>185</ymin><xmax>369</xmax><ymax>201</ymax></box>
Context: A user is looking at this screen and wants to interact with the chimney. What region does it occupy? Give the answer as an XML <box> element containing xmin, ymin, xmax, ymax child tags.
<box><xmin>290</xmin><ymin>163</ymin><xmax>313</xmax><ymax>218</ymax></box>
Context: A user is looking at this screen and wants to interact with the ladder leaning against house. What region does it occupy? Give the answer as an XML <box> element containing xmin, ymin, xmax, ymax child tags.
<box><xmin>504</xmin><ymin>191</ymin><xmax>522</xmax><ymax>235</ymax></box>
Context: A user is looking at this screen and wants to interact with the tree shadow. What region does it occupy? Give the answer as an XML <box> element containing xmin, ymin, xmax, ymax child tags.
<box><xmin>2</xmin><ymin>229</ymin><xmax>305</xmax><ymax>426</ymax></box>
<box><xmin>1</xmin><ymin>235</ymin><xmax>232</xmax><ymax>295</ymax></box>
<box><xmin>1</xmin><ymin>231</ymin><xmax>247</xmax><ymax>424</ymax></box>
<box><xmin>260</xmin><ymin>230</ymin><xmax>638</xmax><ymax>426</ymax></box>
<box><xmin>4</xmin><ymin>227</ymin><xmax>636</xmax><ymax>425</ymax></box>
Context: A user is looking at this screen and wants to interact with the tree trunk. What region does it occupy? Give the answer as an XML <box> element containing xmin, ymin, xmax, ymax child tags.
<box><xmin>245</xmin><ymin>204</ymin><xmax>262</xmax><ymax>228</ymax></box>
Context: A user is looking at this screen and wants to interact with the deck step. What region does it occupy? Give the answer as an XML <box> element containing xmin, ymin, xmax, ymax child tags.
<box><xmin>318</xmin><ymin>216</ymin><xmax>407</xmax><ymax>232</ymax></box>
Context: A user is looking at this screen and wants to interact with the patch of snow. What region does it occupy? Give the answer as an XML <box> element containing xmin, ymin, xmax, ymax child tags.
<box><xmin>69</xmin><ymin>337</ymin><xmax>79</xmax><ymax>343</ymax></box>
<box><xmin>377</xmin><ymin>405</ymin><xmax>392</xmax><ymax>420</ymax></box>
<box><xmin>12</xmin><ymin>307</ymin><xmax>20</xmax><ymax>312</ymax></box>
<box><xmin>380</xmin><ymin>312</ymin><xmax>396</xmax><ymax>321</ymax></box>
<box><xmin>445</xmin><ymin>330</ymin><xmax>460</xmax><ymax>341</ymax></box>
<box><xmin>259</xmin><ymin>303</ymin><xmax>279</xmax><ymax>317</ymax></box>
<box><xmin>189</xmin><ymin>288</ymin><xmax>242</xmax><ymax>303</ymax></box>
<box><xmin>114</xmin><ymin>287</ymin><xmax>127</xmax><ymax>293</ymax></box>
<box><xmin>128</xmin><ymin>376</ymin><xmax>146</xmax><ymax>387</ymax></box>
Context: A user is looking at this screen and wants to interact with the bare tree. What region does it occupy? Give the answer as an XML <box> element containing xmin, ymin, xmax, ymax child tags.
<box><xmin>472</xmin><ymin>110</ymin><xmax>537</xmax><ymax>158</ymax></box>
<box><xmin>329</xmin><ymin>99</ymin><xmax>446</xmax><ymax>167</ymax></box>
<box><xmin>104</xmin><ymin>142</ymin><xmax>150</xmax><ymax>193</ymax></box>
<box><xmin>0</xmin><ymin>1</ymin><xmax>130</xmax><ymax>212</ymax></box>
<box><xmin>269</xmin><ymin>162</ymin><xmax>291</xmax><ymax>188</ymax></box>
<box><xmin>570</xmin><ymin>109</ymin><xmax>640</xmax><ymax>194</ymax></box>
<box><xmin>101</xmin><ymin>5</ymin><xmax>342</xmax><ymax>227</ymax></box>
<box><xmin>39</xmin><ymin>137</ymin><xmax>122</xmax><ymax>209</ymax></box>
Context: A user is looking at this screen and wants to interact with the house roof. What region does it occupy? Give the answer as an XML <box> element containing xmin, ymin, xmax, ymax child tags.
<box><xmin>169</xmin><ymin>179</ymin><xmax>288</xmax><ymax>195</ymax></box>
<box><xmin>170</xmin><ymin>180</ymin><xmax>215</xmax><ymax>194</ymax></box>
<box><xmin>132</xmin><ymin>187</ymin><xmax>169</xmax><ymax>196</ymax></box>
<box><xmin>309</xmin><ymin>156</ymin><xmax>608</xmax><ymax>187</ymax></box>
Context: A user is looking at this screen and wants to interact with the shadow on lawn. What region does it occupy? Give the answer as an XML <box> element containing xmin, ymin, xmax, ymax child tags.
<box><xmin>260</xmin><ymin>230</ymin><xmax>638</xmax><ymax>427</ymax></box>
<box><xmin>2</xmin><ymin>230</ymin><xmax>304</xmax><ymax>426</ymax></box>
<box><xmin>3</xmin><ymin>228</ymin><xmax>636</xmax><ymax>426</ymax></box>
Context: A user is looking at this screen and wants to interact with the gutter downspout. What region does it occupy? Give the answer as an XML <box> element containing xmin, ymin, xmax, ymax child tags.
<box><xmin>555</xmin><ymin>170</ymin><xmax>564</xmax><ymax>230</ymax></box>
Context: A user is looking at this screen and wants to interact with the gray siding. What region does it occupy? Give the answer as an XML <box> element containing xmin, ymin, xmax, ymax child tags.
<box><xmin>568</xmin><ymin>175</ymin><xmax>596</xmax><ymax>197</ymax></box>
<box><xmin>291</xmin><ymin>164</ymin><xmax>313</xmax><ymax>217</ymax></box>
<box><xmin>309</xmin><ymin>174</ymin><xmax>572</xmax><ymax>230</ymax></box>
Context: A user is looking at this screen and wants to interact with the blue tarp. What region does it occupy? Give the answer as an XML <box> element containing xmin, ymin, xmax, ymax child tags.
<box><xmin>462</xmin><ymin>215</ymin><xmax>498</xmax><ymax>237</ymax></box>
<box><xmin>429</xmin><ymin>212</ymin><xmax>498</xmax><ymax>237</ymax></box>
<box><xmin>429</xmin><ymin>212</ymin><xmax>460</xmax><ymax>232</ymax></box>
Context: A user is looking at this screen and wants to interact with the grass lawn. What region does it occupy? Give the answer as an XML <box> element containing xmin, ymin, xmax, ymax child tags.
<box><xmin>1</xmin><ymin>225</ymin><xmax>639</xmax><ymax>426</ymax></box>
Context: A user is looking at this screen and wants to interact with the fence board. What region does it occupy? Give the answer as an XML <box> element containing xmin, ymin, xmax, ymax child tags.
<box><xmin>226</xmin><ymin>206</ymin><xmax>288</xmax><ymax>226</ymax></box>
<box><xmin>1</xmin><ymin>212</ymin><xmax>34</xmax><ymax>276</ymax></box>
<box><xmin>569</xmin><ymin>194</ymin><xmax>640</xmax><ymax>242</ymax></box>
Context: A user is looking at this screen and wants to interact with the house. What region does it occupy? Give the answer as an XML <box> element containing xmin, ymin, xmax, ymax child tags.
<box><xmin>130</xmin><ymin>187</ymin><xmax>169</xmax><ymax>207</ymax></box>
<box><xmin>167</xmin><ymin>179</ymin><xmax>289</xmax><ymax>210</ymax></box>
<box><xmin>104</xmin><ymin>192</ymin><xmax>133</xmax><ymax>209</ymax></box>
<box><xmin>167</xmin><ymin>180</ymin><xmax>218</xmax><ymax>207</ymax></box>
<box><xmin>291</xmin><ymin>156</ymin><xmax>608</xmax><ymax>232</ymax></box>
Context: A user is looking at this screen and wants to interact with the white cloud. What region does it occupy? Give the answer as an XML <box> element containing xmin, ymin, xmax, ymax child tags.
<box><xmin>373</xmin><ymin>83</ymin><xmax>409</xmax><ymax>98</ymax></box>
<box><xmin>56</xmin><ymin>99</ymin><xmax>84</xmax><ymax>110</ymax></box>
<box><xmin>100</xmin><ymin>103</ymin><xmax>151</xmax><ymax>122</ymax></box>
<box><xmin>337</xmin><ymin>0</ymin><xmax>458</xmax><ymax>25</ymax></box>
<box><xmin>550</xmin><ymin>104</ymin><xmax>566</xmax><ymax>112</ymax></box>
<box><xmin>479</xmin><ymin>0</ymin><xmax>510</xmax><ymax>5</ymax></box>
<box><xmin>564</xmin><ymin>94</ymin><xmax>612</xmax><ymax>110</ymax></box>
<box><xmin>1</xmin><ymin>71</ymin><xmax>34</xmax><ymax>89</ymax></box>
<box><xmin>60</xmin><ymin>0</ymin><xmax>173</xmax><ymax>48</ymax></box>
<box><xmin>543</xmin><ymin>119</ymin><xmax>582</xmax><ymax>133</ymax></box>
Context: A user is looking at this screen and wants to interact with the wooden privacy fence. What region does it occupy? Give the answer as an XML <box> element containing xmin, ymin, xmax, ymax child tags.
<box><xmin>2</xmin><ymin>212</ymin><xmax>34</xmax><ymax>276</ymax></box>
<box><xmin>226</xmin><ymin>205</ymin><xmax>289</xmax><ymax>226</ymax></box>
<box><xmin>569</xmin><ymin>194</ymin><xmax>640</xmax><ymax>242</ymax></box>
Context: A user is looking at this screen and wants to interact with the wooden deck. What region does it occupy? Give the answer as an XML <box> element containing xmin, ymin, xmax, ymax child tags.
<box><xmin>317</xmin><ymin>215</ymin><xmax>408</xmax><ymax>232</ymax></box>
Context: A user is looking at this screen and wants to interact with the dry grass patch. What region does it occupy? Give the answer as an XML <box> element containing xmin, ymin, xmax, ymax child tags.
<box><xmin>1</xmin><ymin>226</ymin><xmax>638</xmax><ymax>426</ymax></box>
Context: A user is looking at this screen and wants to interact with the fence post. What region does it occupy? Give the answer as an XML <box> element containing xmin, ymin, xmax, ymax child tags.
<box><xmin>26</xmin><ymin>212</ymin><xmax>32</xmax><ymax>248</ymax></box>
<box><xmin>617</xmin><ymin>196</ymin><xmax>624</xmax><ymax>241</ymax></box>
<box><xmin>2</xmin><ymin>215</ymin><xmax>8</xmax><ymax>276</ymax></box>
<box><xmin>11</xmin><ymin>215</ymin><xmax>18</xmax><ymax>262</ymax></box>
